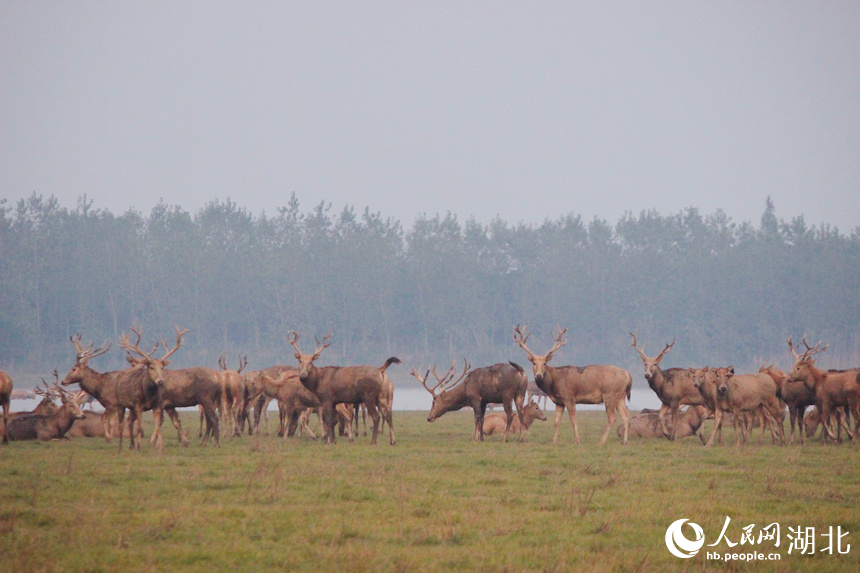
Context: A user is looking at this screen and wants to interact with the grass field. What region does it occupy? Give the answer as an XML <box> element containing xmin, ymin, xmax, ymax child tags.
<box><xmin>1</xmin><ymin>410</ymin><xmax>858</xmax><ymax>572</ymax></box>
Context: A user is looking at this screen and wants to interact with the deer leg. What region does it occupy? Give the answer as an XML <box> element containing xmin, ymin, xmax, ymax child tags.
<box><xmin>116</xmin><ymin>408</ymin><xmax>126</xmax><ymax>451</ymax></box>
<box><xmin>705</xmin><ymin>409</ymin><xmax>722</xmax><ymax>447</ymax></box>
<box><xmin>164</xmin><ymin>407</ymin><xmax>190</xmax><ymax>447</ymax></box>
<box><xmin>322</xmin><ymin>404</ymin><xmax>336</xmax><ymax>444</ymax></box>
<box><xmin>617</xmin><ymin>400</ymin><xmax>630</xmax><ymax>445</ymax></box>
<box><xmin>381</xmin><ymin>401</ymin><xmax>395</xmax><ymax>446</ymax></box>
<box><xmin>565</xmin><ymin>405</ymin><xmax>581</xmax><ymax>444</ymax></box>
<box><xmin>365</xmin><ymin>400</ymin><xmax>381</xmax><ymax>445</ymax></box>
<box><xmin>201</xmin><ymin>404</ymin><xmax>220</xmax><ymax>447</ymax></box>
<box><xmin>657</xmin><ymin>404</ymin><xmax>672</xmax><ymax>439</ymax></box>
<box><xmin>552</xmin><ymin>404</ymin><xmax>565</xmax><ymax>444</ymax></box>
<box><xmin>514</xmin><ymin>394</ymin><xmax>526</xmax><ymax>443</ymax></box>
<box><xmin>1</xmin><ymin>401</ymin><xmax>8</xmax><ymax>445</ymax></box>
<box><xmin>500</xmin><ymin>402</ymin><xmax>514</xmax><ymax>443</ymax></box>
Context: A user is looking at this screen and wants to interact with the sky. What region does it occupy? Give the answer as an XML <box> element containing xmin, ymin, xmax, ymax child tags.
<box><xmin>2</xmin><ymin>2</ymin><xmax>859</xmax><ymax>232</ymax></box>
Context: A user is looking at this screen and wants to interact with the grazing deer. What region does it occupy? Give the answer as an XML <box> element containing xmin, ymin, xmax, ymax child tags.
<box><xmin>787</xmin><ymin>337</ymin><xmax>860</xmax><ymax>443</ymax></box>
<box><xmin>1</xmin><ymin>370</ymin><xmax>12</xmax><ymax>444</ymax></box>
<box><xmin>482</xmin><ymin>400</ymin><xmax>546</xmax><ymax>437</ymax></box>
<box><xmin>6</xmin><ymin>382</ymin><xmax>87</xmax><ymax>441</ymax></box>
<box><xmin>759</xmin><ymin>362</ymin><xmax>816</xmax><ymax>445</ymax></box>
<box><xmin>412</xmin><ymin>359</ymin><xmax>528</xmax><ymax>442</ymax></box>
<box><xmin>630</xmin><ymin>333</ymin><xmax>704</xmax><ymax>441</ymax></box>
<box><xmin>288</xmin><ymin>332</ymin><xmax>398</xmax><ymax>445</ymax></box>
<box><xmin>515</xmin><ymin>325</ymin><xmax>631</xmax><ymax>445</ymax></box>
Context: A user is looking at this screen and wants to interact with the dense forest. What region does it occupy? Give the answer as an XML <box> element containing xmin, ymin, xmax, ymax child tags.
<box><xmin>1</xmin><ymin>193</ymin><xmax>858</xmax><ymax>382</ymax></box>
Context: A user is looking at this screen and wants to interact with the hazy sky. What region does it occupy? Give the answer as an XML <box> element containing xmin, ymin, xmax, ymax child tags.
<box><xmin>2</xmin><ymin>2</ymin><xmax>859</xmax><ymax>231</ymax></box>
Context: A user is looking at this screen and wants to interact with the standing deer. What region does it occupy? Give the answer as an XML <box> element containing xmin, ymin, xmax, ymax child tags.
<box><xmin>515</xmin><ymin>325</ymin><xmax>631</xmax><ymax>445</ymax></box>
<box><xmin>630</xmin><ymin>333</ymin><xmax>704</xmax><ymax>441</ymax></box>
<box><xmin>1</xmin><ymin>370</ymin><xmax>12</xmax><ymax>444</ymax></box>
<box><xmin>257</xmin><ymin>370</ymin><xmax>323</xmax><ymax>439</ymax></box>
<box><xmin>6</xmin><ymin>382</ymin><xmax>87</xmax><ymax>441</ymax></box>
<box><xmin>62</xmin><ymin>335</ymin><xmax>134</xmax><ymax>442</ymax></box>
<box><xmin>759</xmin><ymin>362</ymin><xmax>816</xmax><ymax>445</ymax></box>
<box><xmin>701</xmin><ymin>366</ymin><xmax>785</xmax><ymax>446</ymax></box>
<box><xmin>787</xmin><ymin>337</ymin><xmax>860</xmax><ymax>443</ymax></box>
<box><xmin>412</xmin><ymin>359</ymin><xmax>528</xmax><ymax>442</ymax></box>
<box><xmin>288</xmin><ymin>331</ymin><xmax>398</xmax><ymax>445</ymax></box>
<box><xmin>116</xmin><ymin>326</ymin><xmax>178</xmax><ymax>450</ymax></box>
<box><xmin>215</xmin><ymin>354</ymin><xmax>247</xmax><ymax>438</ymax></box>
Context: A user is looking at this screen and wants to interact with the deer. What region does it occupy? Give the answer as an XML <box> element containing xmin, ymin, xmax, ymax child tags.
<box><xmin>630</xmin><ymin>333</ymin><xmax>704</xmax><ymax>441</ymax></box>
<box><xmin>288</xmin><ymin>331</ymin><xmax>398</xmax><ymax>445</ymax></box>
<box><xmin>700</xmin><ymin>366</ymin><xmax>785</xmax><ymax>446</ymax></box>
<box><xmin>482</xmin><ymin>400</ymin><xmax>546</xmax><ymax>437</ymax></box>
<box><xmin>62</xmin><ymin>334</ymin><xmax>140</xmax><ymax>442</ymax></box>
<box><xmin>619</xmin><ymin>405</ymin><xmax>708</xmax><ymax>440</ymax></box>
<box><xmin>786</xmin><ymin>337</ymin><xmax>860</xmax><ymax>443</ymax></box>
<box><xmin>5</xmin><ymin>381</ymin><xmax>88</xmax><ymax>441</ymax></box>
<box><xmin>257</xmin><ymin>369</ymin><xmax>323</xmax><ymax>439</ymax></box>
<box><xmin>242</xmin><ymin>365</ymin><xmax>295</xmax><ymax>435</ymax></box>
<box><xmin>515</xmin><ymin>325</ymin><xmax>631</xmax><ymax>445</ymax></box>
<box><xmin>412</xmin><ymin>358</ymin><xmax>528</xmax><ymax>442</ymax></box>
<box><xmin>759</xmin><ymin>362</ymin><xmax>816</xmax><ymax>444</ymax></box>
<box><xmin>115</xmin><ymin>326</ymin><xmax>178</xmax><ymax>450</ymax></box>
<box><xmin>212</xmin><ymin>354</ymin><xmax>247</xmax><ymax>438</ymax></box>
<box><xmin>1</xmin><ymin>370</ymin><xmax>13</xmax><ymax>444</ymax></box>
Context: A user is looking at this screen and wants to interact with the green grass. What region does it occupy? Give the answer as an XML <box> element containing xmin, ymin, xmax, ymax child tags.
<box><xmin>1</xmin><ymin>411</ymin><xmax>858</xmax><ymax>572</ymax></box>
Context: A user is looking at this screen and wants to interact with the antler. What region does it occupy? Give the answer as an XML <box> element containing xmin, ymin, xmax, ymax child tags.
<box><xmin>435</xmin><ymin>358</ymin><xmax>470</xmax><ymax>392</ymax></box>
<box><xmin>631</xmin><ymin>332</ymin><xmax>674</xmax><ymax>362</ymax></box>
<box><xmin>237</xmin><ymin>355</ymin><xmax>248</xmax><ymax>374</ymax></box>
<box><xmin>159</xmin><ymin>326</ymin><xmax>188</xmax><ymax>361</ymax></box>
<box><xmin>120</xmin><ymin>326</ymin><xmax>158</xmax><ymax>359</ymax></box>
<box><xmin>409</xmin><ymin>365</ymin><xmax>436</xmax><ymax>394</ymax></box>
<box><xmin>548</xmin><ymin>325</ymin><xmax>569</xmax><ymax>355</ymax></box>
<box><xmin>70</xmin><ymin>334</ymin><xmax>111</xmax><ymax>362</ymax></box>
<box><xmin>513</xmin><ymin>324</ymin><xmax>536</xmax><ymax>357</ymax></box>
<box><xmin>630</xmin><ymin>332</ymin><xmax>646</xmax><ymax>359</ymax></box>
<box><xmin>788</xmin><ymin>336</ymin><xmax>828</xmax><ymax>362</ymax></box>
<box><xmin>218</xmin><ymin>353</ymin><xmax>227</xmax><ymax>371</ymax></box>
<box><xmin>287</xmin><ymin>331</ymin><xmax>302</xmax><ymax>353</ymax></box>
<box><xmin>312</xmin><ymin>334</ymin><xmax>332</xmax><ymax>358</ymax></box>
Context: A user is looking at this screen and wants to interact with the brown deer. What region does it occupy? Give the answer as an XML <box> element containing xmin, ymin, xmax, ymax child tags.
<box><xmin>515</xmin><ymin>325</ymin><xmax>631</xmax><ymax>445</ymax></box>
<box><xmin>243</xmin><ymin>365</ymin><xmax>294</xmax><ymax>435</ymax></box>
<box><xmin>759</xmin><ymin>362</ymin><xmax>816</xmax><ymax>444</ymax></box>
<box><xmin>1</xmin><ymin>370</ymin><xmax>12</xmax><ymax>444</ymax></box>
<box><xmin>62</xmin><ymin>334</ymin><xmax>137</xmax><ymax>442</ymax></box>
<box><xmin>214</xmin><ymin>354</ymin><xmax>247</xmax><ymax>438</ymax></box>
<box><xmin>258</xmin><ymin>370</ymin><xmax>323</xmax><ymax>439</ymax></box>
<box><xmin>702</xmin><ymin>366</ymin><xmax>785</xmax><ymax>446</ymax></box>
<box><xmin>482</xmin><ymin>400</ymin><xmax>546</xmax><ymax>437</ymax></box>
<box><xmin>116</xmin><ymin>326</ymin><xmax>180</xmax><ymax>450</ymax></box>
<box><xmin>787</xmin><ymin>337</ymin><xmax>860</xmax><ymax>443</ymax></box>
<box><xmin>6</xmin><ymin>382</ymin><xmax>87</xmax><ymax>441</ymax></box>
<box><xmin>620</xmin><ymin>405</ymin><xmax>707</xmax><ymax>440</ymax></box>
<box><xmin>288</xmin><ymin>331</ymin><xmax>398</xmax><ymax>445</ymax></box>
<box><xmin>412</xmin><ymin>359</ymin><xmax>528</xmax><ymax>442</ymax></box>
<box><xmin>630</xmin><ymin>333</ymin><xmax>704</xmax><ymax>441</ymax></box>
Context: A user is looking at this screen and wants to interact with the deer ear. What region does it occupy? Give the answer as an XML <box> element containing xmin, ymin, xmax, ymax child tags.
<box><xmin>295</xmin><ymin>353</ymin><xmax>302</xmax><ymax>360</ymax></box>
<box><xmin>162</xmin><ymin>359</ymin><xmax>171</xmax><ymax>367</ymax></box>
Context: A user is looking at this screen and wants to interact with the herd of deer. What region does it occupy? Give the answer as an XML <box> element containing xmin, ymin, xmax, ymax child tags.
<box><xmin>1</xmin><ymin>324</ymin><xmax>858</xmax><ymax>448</ymax></box>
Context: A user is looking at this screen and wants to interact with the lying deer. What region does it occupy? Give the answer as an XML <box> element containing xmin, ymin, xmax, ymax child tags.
<box><xmin>5</xmin><ymin>381</ymin><xmax>87</xmax><ymax>441</ymax></box>
<box><xmin>482</xmin><ymin>400</ymin><xmax>546</xmax><ymax>437</ymax></box>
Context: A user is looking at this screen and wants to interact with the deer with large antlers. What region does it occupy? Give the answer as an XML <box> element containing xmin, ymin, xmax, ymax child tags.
<box><xmin>630</xmin><ymin>333</ymin><xmax>704</xmax><ymax>441</ymax></box>
<box><xmin>115</xmin><ymin>326</ymin><xmax>181</xmax><ymax>450</ymax></box>
<box><xmin>6</xmin><ymin>377</ymin><xmax>87</xmax><ymax>441</ymax></box>
<box><xmin>124</xmin><ymin>328</ymin><xmax>222</xmax><ymax>450</ymax></box>
<box><xmin>0</xmin><ymin>370</ymin><xmax>12</xmax><ymax>444</ymax></box>
<box><xmin>62</xmin><ymin>334</ymin><xmax>137</xmax><ymax>442</ymax></box>
<box><xmin>514</xmin><ymin>325</ymin><xmax>631</xmax><ymax>445</ymax></box>
<box><xmin>288</xmin><ymin>331</ymin><xmax>398</xmax><ymax>445</ymax></box>
<box><xmin>412</xmin><ymin>358</ymin><xmax>528</xmax><ymax>442</ymax></box>
<box><xmin>786</xmin><ymin>337</ymin><xmax>860</xmax><ymax>443</ymax></box>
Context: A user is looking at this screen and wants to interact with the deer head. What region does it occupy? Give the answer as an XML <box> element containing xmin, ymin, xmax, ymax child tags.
<box><xmin>120</xmin><ymin>326</ymin><xmax>187</xmax><ymax>387</ymax></box>
<box><xmin>410</xmin><ymin>359</ymin><xmax>470</xmax><ymax>422</ymax></box>
<box><xmin>288</xmin><ymin>331</ymin><xmax>332</xmax><ymax>381</ymax></box>
<box><xmin>512</xmin><ymin>324</ymin><xmax>568</xmax><ymax>383</ymax></box>
<box><xmin>62</xmin><ymin>334</ymin><xmax>111</xmax><ymax>386</ymax></box>
<box><xmin>630</xmin><ymin>332</ymin><xmax>674</xmax><ymax>381</ymax></box>
<box><xmin>787</xmin><ymin>336</ymin><xmax>827</xmax><ymax>389</ymax></box>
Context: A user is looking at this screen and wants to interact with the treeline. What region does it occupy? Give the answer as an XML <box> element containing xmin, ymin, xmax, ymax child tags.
<box><xmin>1</xmin><ymin>193</ymin><xmax>858</xmax><ymax>377</ymax></box>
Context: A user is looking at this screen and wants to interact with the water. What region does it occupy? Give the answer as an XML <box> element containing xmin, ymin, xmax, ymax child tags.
<box><xmin>9</xmin><ymin>386</ymin><xmax>662</xmax><ymax>413</ymax></box>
